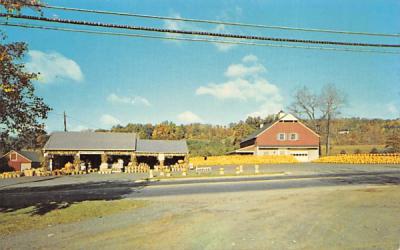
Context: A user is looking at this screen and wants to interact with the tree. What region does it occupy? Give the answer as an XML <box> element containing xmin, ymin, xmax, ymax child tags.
<box><xmin>288</xmin><ymin>86</ymin><xmax>320</xmax><ymax>130</ymax></box>
<box><xmin>288</xmin><ymin>84</ymin><xmax>346</xmax><ymax>156</ymax></box>
<box><xmin>0</xmin><ymin>0</ymin><xmax>42</xmax><ymax>12</ymax></box>
<box><xmin>231</xmin><ymin>121</ymin><xmax>254</xmax><ymax>146</ymax></box>
<box><xmin>386</xmin><ymin>129</ymin><xmax>400</xmax><ymax>152</ymax></box>
<box><xmin>0</xmin><ymin>37</ymin><xmax>51</xmax><ymax>151</ymax></box>
<box><xmin>319</xmin><ymin>84</ymin><xmax>346</xmax><ymax>156</ymax></box>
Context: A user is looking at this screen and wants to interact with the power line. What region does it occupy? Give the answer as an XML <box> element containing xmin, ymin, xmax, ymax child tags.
<box><xmin>1</xmin><ymin>13</ymin><xmax>399</xmax><ymax>48</ymax></box>
<box><xmin>2</xmin><ymin>22</ymin><xmax>399</xmax><ymax>55</ymax></box>
<box><xmin>27</xmin><ymin>3</ymin><xmax>400</xmax><ymax>38</ymax></box>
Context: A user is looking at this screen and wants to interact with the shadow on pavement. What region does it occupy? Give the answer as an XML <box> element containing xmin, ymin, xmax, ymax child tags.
<box><xmin>0</xmin><ymin>176</ymin><xmax>61</xmax><ymax>189</ymax></box>
<box><xmin>0</xmin><ymin>180</ymin><xmax>148</xmax><ymax>215</ymax></box>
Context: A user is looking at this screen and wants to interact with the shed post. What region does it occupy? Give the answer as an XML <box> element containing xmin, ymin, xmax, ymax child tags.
<box><xmin>73</xmin><ymin>153</ymin><xmax>81</xmax><ymax>171</ymax></box>
<box><xmin>130</xmin><ymin>153</ymin><xmax>137</xmax><ymax>166</ymax></box>
<box><xmin>101</xmin><ymin>153</ymin><xmax>108</xmax><ymax>163</ymax></box>
<box><xmin>158</xmin><ymin>153</ymin><xmax>165</xmax><ymax>167</ymax></box>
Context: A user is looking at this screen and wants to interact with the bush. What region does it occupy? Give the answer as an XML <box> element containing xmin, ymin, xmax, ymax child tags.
<box><xmin>0</xmin><ymin>157</ymin><xmax>13</xmax><ymax>173</ymax></box>
<box><xmin>370</xmin><ymin>148</ymin><xmax>379</xmax><ymax>154</ymax></box>
<box><xmin>354</xmin><ymin>149</ymin><xmax>361</xmax><ymax>154</ymax></box>
<box><xmin>340</xmin><ymin>150</ymin><xmax>347</xmax><ymax>155</ymax></box>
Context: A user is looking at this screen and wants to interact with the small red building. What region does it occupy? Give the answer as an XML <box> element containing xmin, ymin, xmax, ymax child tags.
<box><xmin>1</xmin><ymin>150</ymin><xmax>42</xmax><ymax>171</ymax></box>
<box><xmin>236</xmin><ymin>112</ymin><xmax>320</xmax><ymax>162</ymax></box>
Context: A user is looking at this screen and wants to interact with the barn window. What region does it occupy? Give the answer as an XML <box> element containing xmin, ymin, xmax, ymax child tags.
<box><xmin>277</xmin><ymin>133</ymin><xmax>286</xmax><ymax>141</ymax></box>
<box><xmin>10</xmin><ymin>153</ymin><xmax>17</xmax><ymax>161</ymax></box>
<box><xmin>289</xmin><ymin>133</ymin><xmax>298</xmax><ymax>140</ymax></box>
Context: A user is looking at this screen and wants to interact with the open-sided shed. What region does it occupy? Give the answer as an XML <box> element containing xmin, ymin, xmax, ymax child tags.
<box><xmin>43</xmin><ymin>132</ymin><xmax>188</xmax><ymax>169</ymax></box>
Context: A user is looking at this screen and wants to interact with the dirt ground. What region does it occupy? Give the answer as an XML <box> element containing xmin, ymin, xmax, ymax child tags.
<box><xmin>1</xmin><ymin>184</ymin><xmax>400</xmax><ymax>250</ymax></box>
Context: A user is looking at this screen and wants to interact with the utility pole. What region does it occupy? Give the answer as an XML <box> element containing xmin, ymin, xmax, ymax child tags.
<box><xmin>64</xmin><ymin>111</ymin><xmax>67</xmax><ymax>132</ymax></box>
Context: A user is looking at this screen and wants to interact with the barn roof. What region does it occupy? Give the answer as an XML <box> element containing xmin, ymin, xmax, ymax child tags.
<box><xmin>240</xmin><ymin>123</ymin><xmax>274</xmax><ymax>143</ymax></box>
<box><xmin>44</xmin><ymin>132</ymin><xmax>137</xmax><ymax>150</ymax></box>
<box><xmin>1</xmin><ymin>150</ymin><xmax>42</xmax><ymax>162</ymax></box>
<box><xmin>240</xmin><ymin>113</ymin><xmax>304</xmax><ymax>144</ymax></box>
<box><xmin>136</xmin><ymin>139</ymin><xmax>188</xmax><ymax>154</ymax></box>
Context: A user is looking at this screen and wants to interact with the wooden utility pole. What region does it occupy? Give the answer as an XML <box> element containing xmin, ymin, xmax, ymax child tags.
<box><xmin>63</xmin><ymin>111</ymin><xmax>67</xmax><ymax>132</ymax></box>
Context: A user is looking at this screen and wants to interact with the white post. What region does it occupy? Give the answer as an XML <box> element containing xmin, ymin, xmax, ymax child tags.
<box><xmin>49</xmin><ymin>159</ymin><xmax>53</xmax><ymax>172</ymax></box>
<box><xmin>149</xmin><ymin>169</ymin><xmax>154</xmax><ymax>178</ymax></box>
<box><xmin>255</xmin><ymin>165</ymin><xmax>259</xmax><ymax>174</ymax></box>
<box><xmin>236</xmin><ymin>166</ymin><xmax>240</xmax><ymax>175</ymax></box>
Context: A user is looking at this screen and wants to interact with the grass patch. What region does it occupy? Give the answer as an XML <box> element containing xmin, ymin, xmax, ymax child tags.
<box><xmin>320</xmin><ymin>144</ymin><xmax>386</xmax><ymax>156</ymax></box>
<box><xmin>0</xmin><ymin>199</ymin><xmax>148</xmax><ymax>235</ymax></box>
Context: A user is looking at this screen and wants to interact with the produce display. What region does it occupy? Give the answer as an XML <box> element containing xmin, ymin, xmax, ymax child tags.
<box><xmin>314</xmin><ymin>154</ymin><xmax>400</xmax><ymax>164</ymax></box>
<box><xmin>189</xmin><ymin>155</ymin><xmax>298</xmax><ymax>166</ymax></box>
<box><xmin>125</xmin><ymin>163</ymin><xmax>150</xmax><ymax>173</ymax></box>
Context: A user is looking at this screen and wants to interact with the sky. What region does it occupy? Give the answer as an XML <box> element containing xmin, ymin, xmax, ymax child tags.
<box><xmin>1</xmin><ymin>0</ymin><xmax>400</xmax><ymax>131</ymax></box>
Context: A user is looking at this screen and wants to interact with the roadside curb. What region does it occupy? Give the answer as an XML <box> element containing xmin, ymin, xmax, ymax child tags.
<box><xmin>148</xmin><ymin>172</ymin><xmax>288</xmax><ymax>182</ymax></box>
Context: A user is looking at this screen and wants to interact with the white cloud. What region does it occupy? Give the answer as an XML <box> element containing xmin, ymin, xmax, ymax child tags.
<box><xmin>177</xmin><ymin>111</ymin><xmax>203</xmax><ymax>124</ymax></box>
<box><xmin>196</xmin><ymin>78</ymin><xmax>278</xmax><ymax>102</ymax></box>
<box><xmin>196</xmin><ymin>54</ymin><xmax>283</xmax><ymax>117</ymax></box>
<box><xmin>213</xmin><ymin>24</ymin><xmax>236</xmax><ymax>52</ymax></box>
<box><xmin>26</xmin><ymin>50</ymin><xmax>83</xmax><ymax>83</ymax></box>
<box><xmin>387</xmin><ymin>103</ymin><xmax>399</xmax><ymax>115</ymax></box>
<box><xmin>163</xmin><ymin>12</ymin><xmax>237</xmax><ymax>52</ymax></box>
<box><xmin>225</xmin><ymin>63</ymin><xmax>266</xmax><ymax>79</ymax></box>
<box><xmin>242</xmin><ymin>54</ymin><xmax>258</xmax><ymax>63</ymax></box>
<box><xmin>163</xmin><ymin>13</ymin><xmax>191</xmax><ymax>41</ymax></box>
<box><xmin>100</xmin><ymin>114</ymin><xmax>121</xmax><ymax>127</ymax></box>
<box><xmin>247</xmin><ymin>96</ymin><xmax>284</xmax><ymax>117</ymax></box>
<box><xmin>107</xmin><ymin>93</ymin><xmax>151</xmax><ymax>106</ymax></box>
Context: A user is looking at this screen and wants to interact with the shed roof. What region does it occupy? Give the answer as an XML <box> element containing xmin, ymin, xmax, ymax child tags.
<box><xmin>43</xmin><ymin>132</ymin><xmax>137</xmax><ymax>150</ymax></box>
<box><xmin>136</xmin><ymin>139</ymin><xmax>188</xmax><ymax>154</ymax></box>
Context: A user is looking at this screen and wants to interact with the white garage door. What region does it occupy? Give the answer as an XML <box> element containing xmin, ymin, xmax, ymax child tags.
<box><xmin>290</xmin><ymin>151</ymin><xmax>309</xmax><ymax>162</ymax></box>
<box><xmin>20</xmin><ymin>163</ymin><xmax>32</xmax><ymax>171</ymax></box>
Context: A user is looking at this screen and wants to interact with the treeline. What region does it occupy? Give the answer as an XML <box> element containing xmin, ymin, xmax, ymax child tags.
<box><xmin>2</xmin><ymin>116</ymin><xmax>399</xmax><ymax>157</ymax></box>
<box><xmin>94</xmin><ymin>115</ymin><xmax>277</xmax><ymax>156</ymax></box>
<box><xmin>93</xmin><ymin>116</ymin><xmax>400</xmax><ymax>156</ymax></box>
<box><xmin>327</xmin><ymin>118</ymin><xmax>400</xmax><ymax>145</ymax></box>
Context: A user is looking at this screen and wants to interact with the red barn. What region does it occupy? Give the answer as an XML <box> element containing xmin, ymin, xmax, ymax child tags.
<box><xmin>236</xmin><ymin>112</ymin><xmax>320</xmax><ymax>162</ymax></box>
<box><xmin>1</xmin><ymin>150</ymin><xmax>42</xmax><ymax>171</ymax></box>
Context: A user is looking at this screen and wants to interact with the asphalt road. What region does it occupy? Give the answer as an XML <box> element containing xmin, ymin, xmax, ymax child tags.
<box><xmin>1</xmin><ymin>168</ymin><xmax>399</xmax><ymax>212</ymax></box>
<box><xmin>129</xmin><ymin>170</ymin><xmax>400</xmax><ymax>197</ymax></box>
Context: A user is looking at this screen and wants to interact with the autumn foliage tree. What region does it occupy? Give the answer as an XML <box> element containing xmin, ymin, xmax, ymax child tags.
<box><xmin>0</xmin><ymin>0</ymin><xmax>50</xmax><ymax>152</ymax></box>
<box><xmin>0</xmin><ymin>37</ymin><xmax>51</xmax><ymax>151</ymax></box>
<box><xmin>0</xmin><ymin>0</ymin><xmax>42</xmax><ymax>12</ymax></box>
<box><xmin>386</xmin><ymin>130</ymin><xmax>400</xmax><ymax>152</ymax></box>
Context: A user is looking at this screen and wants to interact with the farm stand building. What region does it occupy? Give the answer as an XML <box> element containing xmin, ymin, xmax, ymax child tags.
<box><xmin>1</xmin><ymin>150</ymin><xmax>42</xmax><ymax>171</ymax></box>
<box><xmin>43</xmin><ymin>132</ymin><xmax>188</xmax><ymax>169</ymax></box>
<box><xmin>236</xmin><ymin>113</ymin><xmax>320</xmax><ymax>162</ymax></box>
